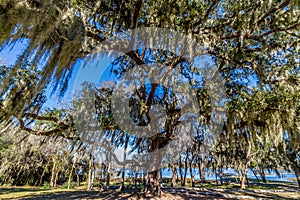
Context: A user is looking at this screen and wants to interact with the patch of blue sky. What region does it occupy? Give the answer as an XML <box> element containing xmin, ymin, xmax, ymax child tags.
<box><xmin>44</xmin><ymin>53</ymin><xmax>112</xmax><ymax>109</ymax></box>
<box><xmin>0</xmin><ymin>38</ymin><xmax>30</xmax><ymax>66</ymax></box>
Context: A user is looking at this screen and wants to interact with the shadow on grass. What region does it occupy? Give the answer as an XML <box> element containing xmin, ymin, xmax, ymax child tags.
<box><xmin>21</xmin><ymin>190</ymin><xmax>137</xmax><ymax>200</ymax></box>
<box><xmin>2</xmin><ymin>180</ymin><xmax>298</xmax><ymax>200</ymax></box>
<box><xmin>0</xmin><ymin>187</ymin><xmax>49</xmax><ymax>195</ymax></box>
<box><xmin>19</xmin><ymin>187</ymin><xmax>300</xmax><ymax>200</ymax></box>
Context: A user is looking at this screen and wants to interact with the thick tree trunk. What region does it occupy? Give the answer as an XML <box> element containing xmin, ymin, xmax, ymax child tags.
<box><xmin>145</xmin><ymin>136</ymin><xmax>165</xmax><ymax>195</ymax></box>
<box><xmin>146</xmin><ymin>169</ymin><xmax>161</xmax><ymax>195</ymax></box>
<box><xmin>171</xmin><ymin>166</ymin><xmax>177</xmax><ymax>187</ymax></box>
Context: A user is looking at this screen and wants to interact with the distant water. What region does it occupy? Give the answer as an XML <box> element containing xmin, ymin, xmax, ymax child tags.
<box><xmin>116</xmin><ymin>168</ymin><xmax>297</xmax><ymax>183</ymax></box>
<box><xmin>160</xmin><ymin>168</ymin><xmax>297</xmax><ymax>182</ymax></box>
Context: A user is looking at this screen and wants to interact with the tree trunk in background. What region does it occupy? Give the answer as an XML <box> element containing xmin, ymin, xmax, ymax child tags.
<box><xmin>189</xmin><ymin>162</ymin><xmax>195</xmax><ymax>187</ymax></box>
<box><xmin>67</xmin><ymin>164</ymin><xmax>73</xmax><ymax>189</ymax></box>
<box><xmin>258</xmin><ymin>166</ymin><xmax>266</xmax><ymax>183</ymax></box>
<box><xmin>241</xmin><ymin>138</ymin><xmax>251</xmax><ymax>189</ymax></box>
<box><xmin>50</xmin><ymin>158</ymin><xmax>58</xmax><ymax>188</ymax></box>
<box><xmin>198</xmin><ymin>159</ymin><xmax>205</xmax><ymax>182</ymax></box>
<box><xmin>121</xmin><ymin>168</ymin><xmax>125</xmax><ymax>190</ymax></box>
<box><xmin>250</xmin><ymin>168</ymin><xmax>260</xmax><ymax>183</ymax></box>
<box><xmin>40</xmin><ymin>164</ymin><xmax>48</xmax><ymax>186</ymax></box>
<box><xmin>122</xmin><ymin>142</ymin><xmax>128</xmax><ymax>191</ymax></box>
<box><xmin>143</xmin><ymin>171</ymin><xmax>146</xmax><ymax>190</ymax></box>
<box><xmin>105</xmin><ymin>162</ymin><xmax>110</xmax><ymax>190</ymax></box>
<box><xmin>182</xmin><ymin>150</ymin><xmax>188</xmax><ymax>186</ymax></box>
<box><xmin>179</xmin><ymin>155</ymin><xmax>183</xmax><ymax>184</ymax></box>
<box><xmin>218</xmin><ymin>168</ymin><xmax>223</xmax><ymax>185</ymax></box>
<box><xmin>87</xmin><ymin>153</ymin><xmax>94</xmax><ymax>190</ymax></box>
<box><xmin>171</xmin><ymin>166</ymin><xmax>177</xmax><ymax>187</ymax></box>
<box><xmin>134</xmin><ymin>172</ymin><xmax>138</xmax><ymax>190</ymax></box>
<box><xmin>75</xmin><ymin>168</ymin><xmax>80</xmax><ymax>186</ymax></box>
<box><xmin>68</xmin><ymin>155</ymin><xmax>78</xmax><ymax>189</ymax></box>
<box><xmin>54</xmin><ymin>171</ymin><xmax>59</xmax><ymax>188</ymax></box>
<box><xmin>293</xmin><ymin>167</ymin><xmax>300</xmax><ymax>189</ymax></box>
<box><xmin>288</xmin><ymin>153</ymin><xmax>300</xmax><ymax>189</ymax></box>
<box><xmin>241</xmin><ymin>165</ymin><xmax>248</xmax><ymax>189</ymax></box>
<box><xmin>215</xmin><ymin>167</ymin><xmax>218</xmax><ymax>186</ymax></box>
<box><xmin>246</xmin><ymin>174</ymin><xmax>250</xmax><ymax>187</ymax></box>
<box><xmin>182</xmin><ymin>158</ymin><xmax>188</xmax><ymax>186</ymax></box>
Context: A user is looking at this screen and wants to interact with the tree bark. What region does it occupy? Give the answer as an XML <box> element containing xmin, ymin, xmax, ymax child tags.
<box><xmin>143</xmin><ymin>171</ymin><xmax>146</xmax><ymax>190</ymax></box>
<box><xmin>50</xmin><ymin>158</ymin><xmax>58</xmax><ymax>188</ymax></box>
<box><xmin>241</xmin><ymin>134</ymin><xmax>251</xmax><ymax>189</ymax></box>
<box><xmin>68</xmin><ymin>155</ymin><xmax>78</xmax><ymax>189</ymax></box>
<box><xmin>241</xmin><ymin>166</ymin><xmax>248</xmax><ymax>189</ymax></box>
<box><xmin>182</xmin><ymin>151</ymin><xmax>188</xmax><ymax>186</ymax></box>
<box><xmin>258</xmin><ymin>166</ymin><xmax>266</xmax><ymax>183</ymax></box>
<box><xmin>134</xmin><ymin>172</ymin><xmax>138</xmax><ymax>190</ymax></box>
<box><xmin>189</xmin><ymin>161</ymin><xmax>195</xmax><ymax>187</ymax></box>
<box><xmin>105</xmin><ymin>162</ymin><xmax>110</xmax><ymax>190</ymax></box>
<box><xmin>39</xmin><ymin>164</ymin><xmax>48</xmax><ymax>186</ymax></box>
<box><xmin>198</xmin><ymin>158</ymin><xmax>205</xmax><ymax>182</ymax></box>
<box><xmin>87</xmin><ymin>153</ymin><xmax>94</xmax><ymax>190</ymax></box>
<box><xmin>67</xmin><ymin>164</ymin><xmax>73</xmax><ymax>189</ymax></box>
<box><xmin>122</xmin><ymin>141</ymin><xmax>128</xmax><ymax>191</ymax></box>
<box><xmin>286</xmin><ymin>152</ymin><xmax>300</xmax><ymax>188</ymax></box>
<box><xmin>250</xmin><ymin>167</ymin><xmax>260</xmax><ymax>183</ymax></box>
<box><xmin>218</xmin><ymin>168</ymin><xmax>223</xmax><ymax>185</ymax></box>
<box><xmin>75</xmin><ymin>168</ymin><xmax>80</xmax><ymax>186</ymax></box>
<box><xmin>294</xmin><ymin>168</ymin><xmax>300</xmax><ymax>189</ymax></box>
<box><xmin>179</xmin><ymin>155</ymin><xmax>183</xmax><ymax>184</ymax></box>
<box><xmin>171</xmin><ymin>166</ymin><xmax>177</xmax><ymax>187</ymax></box>
<box><xmin>146</xmin><ymin>170</ymin><xmax>161</xmax><ymax>195</ymax></box>
<box><xmin>215</xmin><ymin>167</ymin><xmax>218</xmax><ymax>186</ymax></box>
<box><xmin>54</xmin><ymin>171</ymin><xmax>59</xmax><ymax>188</ymax></box>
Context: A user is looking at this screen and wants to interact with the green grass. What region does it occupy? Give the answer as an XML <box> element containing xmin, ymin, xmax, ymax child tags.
<box><xmin>1</xmin><ymin>179</ymin><xmax>298</xmax><ymax>199</ymax></box>
<box><xmin>0</xmin><ymin>184</ymin><xmax>88</xmax><ymax>199</ymax></box>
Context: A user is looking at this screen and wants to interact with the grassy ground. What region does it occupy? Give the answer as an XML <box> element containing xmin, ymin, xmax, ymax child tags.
<box><xmin>1</xmin><ymin>179</ymin><xmax>299</xmax><ymax>199</ymax></box>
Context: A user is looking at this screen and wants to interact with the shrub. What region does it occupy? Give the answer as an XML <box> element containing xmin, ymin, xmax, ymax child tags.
<box><xmin>62</xmin><ymin>181</ymin><xmax>76</xmax><ymax>189</ymax></box>
<box><xmin>43</xmin><ymin>181</ymin><xmax>51</xmax><ymax>189</ymax></box>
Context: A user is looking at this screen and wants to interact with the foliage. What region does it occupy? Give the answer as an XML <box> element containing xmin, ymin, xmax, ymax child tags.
<box><xmin>0</xmin><ymin>0</ymin><xmax>299</xmax><ymax>191</ymax></box>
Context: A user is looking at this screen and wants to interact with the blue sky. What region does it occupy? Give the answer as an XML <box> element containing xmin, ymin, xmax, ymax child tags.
<box><xmin>0</xmin><ymin>39</ymin><xmax>113</xmax><ymax>109</ymax></box>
